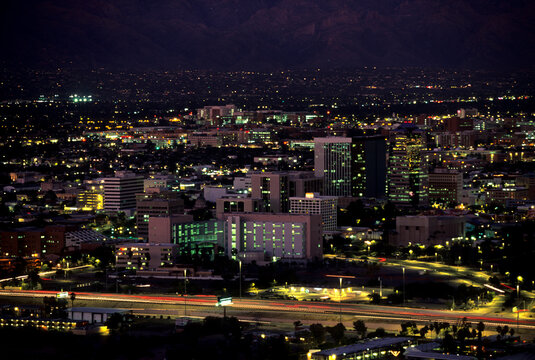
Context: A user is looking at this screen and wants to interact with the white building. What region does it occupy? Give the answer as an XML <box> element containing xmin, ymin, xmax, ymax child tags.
<box><xmin>103</xmin><ymin>171</ymin><xmax>144</xmax><ymax>213</ymax></box>
<box><xmin>290</xmin><ymin>193</ymin><xmax>338</xmax><ymax>232</ymax></box>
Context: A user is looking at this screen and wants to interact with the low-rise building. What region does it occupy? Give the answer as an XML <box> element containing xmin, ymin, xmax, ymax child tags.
<box><xmin>223</xmin><ymin>213</ymin><xmax>322</xmax><ymax>264</ymax></box>
<box><xmin>115</xmin><ymin>243</ymin><xmax>177</xmax><ymax>271</ymax></box>
<box><xmin>394</xmin><ymin>215</ymin><xmax>466</xmax><ymax>246</ymax></box>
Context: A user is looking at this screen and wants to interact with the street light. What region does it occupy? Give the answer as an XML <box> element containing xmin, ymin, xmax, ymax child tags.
<box><xmin>239</xmin><ymin>260</ymin><xmax>242</xmax><ymax>299</ymax></box>
<box><xmin>402</xmin><ymin>267</ymin><xmax>406</xmax><ymax>306</ymax></box>
<box><xmin>378</xmin><ymin>277</ymin><xmax>382</xmax><ymax>297</ymax></box>
<box><xmin>339</xmin><ymin>277</ymin><xmax>342</xmax><ymax>324</ymax></box>
<box><xmin>184</xmin><ymin>269</ymin><xmax>187</xmax><ymax>317</ymax></box>
<box><xmin>325</xmin><ymin>274</ymin><xmax>355</xmax><ymax>325</ymax></box>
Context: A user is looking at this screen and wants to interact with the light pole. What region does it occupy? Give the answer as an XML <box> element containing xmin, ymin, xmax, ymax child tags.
<box><xmin>402</xmin><ymin>267</ymin><xmax>406</xmax><ymax>306</ymax></box>
<box><xmin>239</xmin><ymin>260</ymin><xmax>242</xmax><ymax>299</ymax></box>
<box><xmin>378</xmin><ymin>277</ymin><xmax>382</xmax><ymax>297</ymax></box>
<box><xmin>339</xmin><ymin>277</ymin><xmax>342</xmax><ymax>324</ymax></box>
<box><xmin>325</xmin><ymin>274</ymin><xmax>355</xmax><ymax>324</ymax></box>
<box><xmin>184</xmin><ymin>269</ymin><xmax>187</xmax><ymax>317</ymax></box>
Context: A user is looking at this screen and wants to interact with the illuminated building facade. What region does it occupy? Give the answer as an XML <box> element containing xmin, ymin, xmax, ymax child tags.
<box><xmin>103</xmin><ymin>171</ymin><xmax>144</xmax><ymax>213</ymax></box>
<box><xmin>115</xmin><ymin>243</ymin><xmax>177</xmax><ymax>270</ymax></box>
<box><xmin>387</xmin><ymin>123</ymin><xmax>429</xmax><ymax>207</ymax></box>
<box><xmin>136</xmin><ymin>191</ymin><xmax>184</xmax><ymax>240</ymax></box>
<box><xmin>224</xmin><ymin>213</ymin><xmax>322</xmax><ymax>263</ymax></box>
<box><xmin>428</xmin><ymin>169</ymin><xmax>463</xmax><ymax>205</ymax></box>
<box><xmin>77</xmin><ymin>187</ymin><xmax>104</xmax><ymax>211</ymax></box>
<box><xmin>290</xmin><ymin>193</ymin><xmax>338</xmax><ymax>232</ymax></box>
<box><xmin>251</xmin><ymin>172</ymin><xmax>290</xmax><ymax>212</ymax></box>
<box><xmin>171</xmin><ymin>219</ymin><xmax>226</xmax><ymax>259</ymax></box>
<box><xmin>314</xmin><ymin>136</ymin><xmax>386</xmax><ymax>198</ymax></box>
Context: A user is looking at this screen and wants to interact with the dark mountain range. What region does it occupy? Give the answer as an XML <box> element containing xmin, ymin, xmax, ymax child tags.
<box><xmin>1</xmin><ymin>0</ymin><xmax>534</xmax><ymax>70</ymax></box>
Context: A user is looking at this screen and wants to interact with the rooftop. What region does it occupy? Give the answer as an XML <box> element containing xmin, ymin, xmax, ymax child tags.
<box><xmin>314</xmin><ymin>337</ymin><xmax>412</xmax><ymax>357</ymax></box>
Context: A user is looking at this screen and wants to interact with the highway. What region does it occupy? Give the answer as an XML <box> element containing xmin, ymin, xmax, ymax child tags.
<box><xmin>1</xmin><ymin>289</ymin><xmax>535</xmax><ymax>332</ymax></box>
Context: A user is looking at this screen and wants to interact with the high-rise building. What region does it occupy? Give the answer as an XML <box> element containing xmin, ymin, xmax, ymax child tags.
<box><xmin>387</xmin><ymin>123</ymin><xmax>428</xmax><ymax>207</ymax></box>
<box><xmin>314</xmin><ymin>137</ymin><xmax>354</xmax><ymax>197</ymax></box>
<box><xmin>314</xmin><ymin>136</ymin><xmax>386</xmax><ymax>198</ymax></box>
<box><xmin>428</xmin><ymin>169</ymin><xmax>463</xmax><ymax>205</ymax></box>
<box><xmin>250</xmin><ymin>171</ymin><xmax>322</xmax><ymax>213</ymax></box>
<box><xmin>290</xmin><ymin>193</ymin><xmax>338</xmax><ymax>232</ymax></box>
<box><xmin>103</xmin><ymin>171</ymin><xmax>144</xmax><ymax>213</ymax></box>
<box><xmin>250</xmin><ymin>172</ymin><xmax>290</xmax><ymax>213</ymax></box>
<box><xmin>136</xmin><ymin>191</ymin><xmax>185</xmax><ymax>240</ymax></box>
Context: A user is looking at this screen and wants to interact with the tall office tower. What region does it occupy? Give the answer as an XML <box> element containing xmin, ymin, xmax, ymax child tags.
<box><xmin>136</xmin><ymin>191</ymin><xmax>185</xmax><ymax>240</ymax></box>
<box><xmin>428</xmin><ymin>169</ymin><xmax>463</xmax><ymax>205</ymax></box>
<box><xmin>290</xmin><ymin>193</ymin><xmax>338</xmax><ymax>232</ymax></box>
<box><xmin>251</xmin><ymin>172</ymin><xmax>290</xmax><ymax>213</ymax></box>
<box><xmin>103</xmin><ymin>171</ymin><xmax>144</xmax><ymax>213</ymax></box>
<box><xmin>387</xmin><ymin>123</ymin><xmax>429</xmax><ymax>207</ymax></box>
<box><xmin>314</xmin><ymin>136</ymin><xmax>386</xmax><ymax>198</ymax></box>
<box><xmin>250</xmin><ymin>171</ymin><xmax>322</xmax><ymax>213</ymax></box>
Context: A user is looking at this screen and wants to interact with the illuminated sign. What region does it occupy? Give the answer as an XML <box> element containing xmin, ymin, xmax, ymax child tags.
<box><xmin>216</xmin><ymin>297</ymin><xmax>232</xmax><ymax>306</ymax></box>
<box><xmin>389</xmin><ymin>350</ymin><xmax>401</xmax><ymax>357</ymax></box>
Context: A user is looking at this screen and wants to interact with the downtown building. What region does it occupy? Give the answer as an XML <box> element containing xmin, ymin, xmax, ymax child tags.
<box><xmin>223</xmin><ymin>213</ymin><xmax>323</xmax><ymax>264</ymax></box>
<box><xmin>314</xmin><ymin>136</ymin><xmax>386</xmax><ymax>198</ymax></box>
<box><xmin>290</xmin><ymin>193</ymin><xmax>338</xmax><ymax>232</ymax></box>
<box><xmin>387</xmin><ymin>123</ymin><xmax>429</xmax><ymax>207</ymax></box>
<box><xmin>250</xmin><ymin>171</ymin><xmax>322</xmax><ymax>213</ymax></box>
<box><xmin>428</xmin><ymin>168</ymin><xmax>463</xmax><ymax>205</ymax></box>
<box><xmin>136</xmin><ymin>190</ymin><xmax>185</xmax><ymax>240</ymax></box>
<box><xmin>103</xmin><ymin>171</ymin><xmax>144</xmax><ymax>214</ymax></box>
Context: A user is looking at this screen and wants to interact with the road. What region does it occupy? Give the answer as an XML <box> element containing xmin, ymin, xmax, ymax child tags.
<box><xmin>1</xmin><ymin>289</ymin><xmax>535</xmax><ymax>332</ymax></box>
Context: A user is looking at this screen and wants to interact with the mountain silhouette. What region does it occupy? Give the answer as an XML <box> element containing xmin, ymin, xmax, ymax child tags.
<box><xmin>1</xmin><ymin>0</ymin><xmax>534</xmax><ymax>70</ymax></box>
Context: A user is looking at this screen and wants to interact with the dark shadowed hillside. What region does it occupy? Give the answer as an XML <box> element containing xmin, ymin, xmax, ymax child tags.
<box><xmin>1</xmin><ymin>0</ymin><xmax>534</xmax><ymax>69</ymax></box>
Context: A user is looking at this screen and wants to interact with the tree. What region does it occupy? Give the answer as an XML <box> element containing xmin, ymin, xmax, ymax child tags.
<box><xmin>293</xmin><ymin>320</ymin><xmax>303</xmax><ymax>332</ymax></box>
<box><xmin>476</xmin><ymin>321</ymin><xmax>485</xmax><ymax>340</ymax></box>
<box><xmin>371</xmin><ymin>327</ymin><xmax>386</xmax><ymax>337</ymax></box>
<box><xmin>400</xmin><ymin>321</ymin><xmax>418</xmax><ymax>336</ymax></box>
<box><xmin>442</xmin><ymin>333</ymin><xmax>456</xmax><ymax>353</ymax></box>
<box><xmin>309</xmin><ymin>323</ymin><xmax>326</xmax><ymax>345</ymax></box>
<box><xmin>353</xmin><ymin>320</ymin><xmax>367</xmax><ymax>339</ymax></box>
<box><xmin>327</xmin><ymin>323</ymin><xmax>346</xmax><ymax>344</ymax></box>
<box><xmin>27</xmin><ymin>269</ymin><xmax>40</xmax><ymax>290</ymax></box>
<box><xmin>419</xmin><ymin>325</ymin><xmax>429</xmax><ymax>338</ymax></box>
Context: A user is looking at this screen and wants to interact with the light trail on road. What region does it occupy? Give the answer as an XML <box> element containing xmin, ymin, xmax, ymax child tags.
<box><xmin>1</xmin><ymin>289</ymin><xmax>535</xmax><ymax>330</ymax></box>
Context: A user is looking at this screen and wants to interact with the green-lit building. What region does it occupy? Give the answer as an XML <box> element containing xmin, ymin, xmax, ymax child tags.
<box><xmin>171</xmin><ymin>220</ymin><xmax>225</xmax><ymax>259</ymax></box>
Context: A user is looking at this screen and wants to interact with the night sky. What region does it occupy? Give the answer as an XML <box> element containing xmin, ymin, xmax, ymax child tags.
<box><xmin>1</xmin><ymin>0</ymin><xmax>535</xmax><ymax>70</ymax></box>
